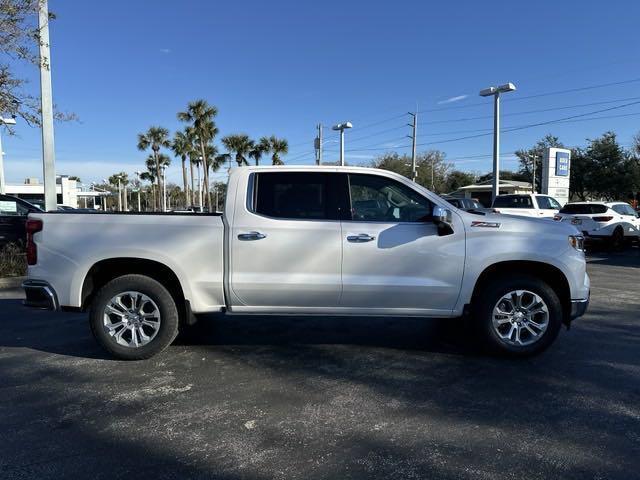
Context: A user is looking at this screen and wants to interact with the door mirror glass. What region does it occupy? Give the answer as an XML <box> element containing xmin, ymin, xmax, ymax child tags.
<box><xmin>433</xmin><ymin>205</ymin><xmax>452</xmax><ymax>226</ymax></box>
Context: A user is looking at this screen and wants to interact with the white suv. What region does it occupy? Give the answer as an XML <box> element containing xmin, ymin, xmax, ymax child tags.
<box><xmin>554</xmin><ymin>202</ymin><xmax>640</xmax><ymax>248</ymax></box>
<box><xmin>491</xmin><ymin>194</ymin><xmax>562</xmax><ymax>219</ymax></box>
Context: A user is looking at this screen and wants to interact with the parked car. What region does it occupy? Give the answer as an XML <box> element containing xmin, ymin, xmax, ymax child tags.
<box><xmin>442</xmin><ymin>196</ymin><xmax>484</xmax><ymax>211</ymax></box>
<box><xmin>491</xmin><ymin>194</ymin><xmax>562</xmax><ymax>218</ymax></box>
<box><xmin>554</xmin><ymin>201</ymin><xmax>640</xmax><ymax>248</ymax></box>
<box><xmin>0</xmin><ymin>194</ymin><xmax>42</xmax><ymax>247</ymax></box>
<box><xmin>22</xmin><ymin>166</ymin><xmax>589</xmax><ymax>359</ymax></box>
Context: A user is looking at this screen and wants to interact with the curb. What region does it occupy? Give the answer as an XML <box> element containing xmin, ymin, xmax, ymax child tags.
<box><xmin>0</xmin><ymin>276</ymin><xmax>25</xmax><ymax>290</ymax></box>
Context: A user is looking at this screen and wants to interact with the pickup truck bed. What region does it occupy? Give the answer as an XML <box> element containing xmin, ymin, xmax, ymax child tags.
<box><xmin>26</xmin><ymin>212</ymin><xmax>225</xmax><ymax>313</ymax></box>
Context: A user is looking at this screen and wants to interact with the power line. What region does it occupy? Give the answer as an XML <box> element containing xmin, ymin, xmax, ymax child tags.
<box><xmin>418</xmin><ymin>95</ymin><xmax>640</xmax><ymax>126</ymax></box>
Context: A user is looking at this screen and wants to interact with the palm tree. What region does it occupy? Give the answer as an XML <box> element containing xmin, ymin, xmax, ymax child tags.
<box><xmin>177</xmin><ymin>100</ymin><xmax>218</xmax><ymax>211</ymax></box>
<box><xmin>268</xmin><ymin>135</ymin><xmax>288</xmax><ymax>165</ymax></box>
<box><xmin>137</xmin><ymin>126</ymin><xmax>170</xmax><ymax>210</ymax></box>
<box><xmin>171</xmin><ymin>129</ymin><xmax>195</xmax><ymax>207</ymax></box>
<box><xmin>144</xmin><ymin>154</ymin><xmax>171</xmax><ymax>211</ymax></box>
<box><xmin>108</xmin><ymin>172</ymin><xmax>129</xmax><ymax>211</ymax></box>
<box><xmin>249</xmin><ymin>137</ymin><xmax>270</xmax><ymax>166</ymax></box>
<box><xmin>221</xmin><ymin>134</ymin><xmax>254</xmax><ymax>167</ymax></box>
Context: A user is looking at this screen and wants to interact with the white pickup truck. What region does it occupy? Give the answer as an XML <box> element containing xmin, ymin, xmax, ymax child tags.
<box><xmin>22</xmin><ymin>166</ymin><xmax>590</xmax><ymax>359</ymax></box>
<box><xmin>491</xmin><ymin>194</ymin><xmax>563</xmax><ymax>218</ymax></box>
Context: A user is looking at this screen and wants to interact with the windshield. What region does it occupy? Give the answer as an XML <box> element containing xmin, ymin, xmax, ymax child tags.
<box><xmin>560</xmin><ymin>204</ymin><xmax>607</xmax><ymax>214</ymax></box>
<box><xmin>492</xmin><ymin>195</ymin><xmax>533</xmax><ymax>209</ymax></box>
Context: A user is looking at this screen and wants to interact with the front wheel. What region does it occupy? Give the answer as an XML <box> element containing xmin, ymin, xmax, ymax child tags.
<box><xmin>474</xmin><ymin>275</ymin><xmax>563</xmax><ymax>357</ymax></box>
<box><xmin>89</xmin><ymin>274</ymin><xmax>180</xmax><ymax>360</ymax></box>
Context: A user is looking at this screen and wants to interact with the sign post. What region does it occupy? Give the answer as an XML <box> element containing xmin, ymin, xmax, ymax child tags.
<box><xmin>542</xmin><ymin>148</ymin><xmax>571</xmax><ymax>206</ymax></box>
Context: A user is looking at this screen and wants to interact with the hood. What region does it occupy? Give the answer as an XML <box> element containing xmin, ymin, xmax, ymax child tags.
<box><xmin>461</xmin><ymin>211</ymin><xmax>580</xmax><ymax>236</ymax></box>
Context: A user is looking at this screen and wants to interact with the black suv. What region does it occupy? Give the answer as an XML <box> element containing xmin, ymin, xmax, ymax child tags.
<box><xmin>0</xmin><ymin>194</ymin><xmax>42</xmax><ymax>247</ymax></box>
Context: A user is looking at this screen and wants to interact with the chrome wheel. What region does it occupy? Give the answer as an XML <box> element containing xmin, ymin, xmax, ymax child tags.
<box><xmin>103</xmin><ymin>291</ymin><xmax>161</xmax><ymax>348</ymax></box>
<box><xmin>492</xmin><ymin>290</ymin><xmax>549</xmax><ymax>347</ymax></box>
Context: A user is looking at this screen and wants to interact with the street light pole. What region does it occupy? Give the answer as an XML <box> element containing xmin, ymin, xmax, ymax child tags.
<box><xmin>479</xmin><ymin>83</ymin><xmax>516</xmax><ymax>202</ymax></box>
<box><xmin>135</xmin><ymin>171</ymin><xmax>142</xmax><ymax>211</ymax></box>
<box><xmin>162</xmin><ymin>165</ymin><xmax>167</xmax><ymax>212</ymax></box>
<box><xmin>408</xmin><ymin>112</ymin><xmax>418</xmax><ymax>182</ymax></box>
<box><xmin>38</xmin><ymin>0</ymin><xmax>57</xmax><ymax>212</ymax></box>
<box><xmin>530</xmin><ymin>154</ymin><xmax>538</xmax><ymax>194</ymax></box>
<box><xmin>0</xmin><ymin>116</ymin><xmax>17</xmax><ymax>195</ymax></box>
<box><xmin>117</xmin><ymin>178</ymin><xmax>122</xmax><ymax>211</ymax></box>
<box><xmin>332</xmin><ymin>122</ymin><xmax>353</xmax><ymax>166</ymax></box>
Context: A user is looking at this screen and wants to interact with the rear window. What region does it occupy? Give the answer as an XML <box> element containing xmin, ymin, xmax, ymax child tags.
<box><xmin>493</xmin><ymin>195</ymin><xmax>533</xmax><ymax>209</ymax></box>
<box><xmin>559</xmin><ymin>204</ymin><xmax>607</xmax><ymax>214</ymax></box>
<box><xmin>253</xmin><ymin>172</ymin><xmax>331</xmax><ymax>220</ymax></box>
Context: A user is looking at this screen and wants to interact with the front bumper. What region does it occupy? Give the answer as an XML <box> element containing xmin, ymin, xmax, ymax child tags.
<box><xmin>22</xmin><ymin>280</ymin><xmax>59</xmax><ymax>310</ymax></box>
<box><xmin>570</xmin><ymin>294</ymin><xmax>589</xmax><ymax>321</ymax></box>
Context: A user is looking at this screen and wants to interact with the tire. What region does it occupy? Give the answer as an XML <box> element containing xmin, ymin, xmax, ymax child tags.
<box><xmin>89</xmin><ymin>274</ymin><xmax>180</xmax><ymax>360</ymax></box>
<box><xmin>473</xmin><ymin>275</ymin><xmax>563</xmax><ymax>357</ymax></box>
<box><xmin>610</xmin><ymin>227</ymin><xmax>624</xmax><ymax>251</ymax></box>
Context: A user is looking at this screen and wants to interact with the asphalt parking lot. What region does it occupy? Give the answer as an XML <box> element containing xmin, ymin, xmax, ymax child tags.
<box><xmin>1</xmin><ymin>248</ymin><xmax>639</xmax><ymax>480</ymax></box>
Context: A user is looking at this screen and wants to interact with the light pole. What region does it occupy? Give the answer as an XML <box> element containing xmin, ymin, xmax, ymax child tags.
<box><xmin>0</xmin><ymin>115</ymin><xmax>17</xmax><ymax>195</ymax></box>
<box><xmin>116</xmin><ymin>176</ymin><xmax>122</xmax><ymax>211</ymax></box>
<box><xmin>332</xmin><ymin>122</ymin><xmax>353</xmax><ymax>166</ymax></box>
<box><xmin>530</xmin><ymin>154</ymin><xmax>538</xmax><ymax>194</ymax></box>
<box><xmin>38</xmin><ymin>0</ymin><xmax>57</xmax><ymax>212</ymax></box>
<box><xmin>479</xmin><ymin>83</ymin><xmax>516</xmax><ymax>202</ymax></box>
<box><xmin>161</xmin><ymin>165</ymin><xmax>167</xmax><ymax>212</ymax></box>
<box><xmin>135</xmin><ymin>170</ymin><xmax>142</xmax><ymax>211</ymax></box>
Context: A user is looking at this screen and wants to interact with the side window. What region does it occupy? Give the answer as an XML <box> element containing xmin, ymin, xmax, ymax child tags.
<box><xmin>537</xmin><ymin>196</ymin><xmax>560</xmax><ymax>210</ymax></box>
<box><xmin>613</xmin><ymin>204</ymin><xmax>635</xmax><ymax>216</ymax></box>
<box><xmin>253</xmin><ymin>172</ymin><xmax>330</xmax><ymax>220</ymax></box>
<box><xmin>348</xmin><ymin>174</ymin><xmax>432</xmax><ymax>222</ymax></box>
<box><xmin>0</xmin><ymin>199</ymin><xmax>26</xmax><ymax>216</ymax></box>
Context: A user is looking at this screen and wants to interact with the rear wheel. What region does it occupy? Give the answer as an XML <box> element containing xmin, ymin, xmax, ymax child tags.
<box><xmin>610</xmin><ymin>227</ymin><xmax>624</xmax><ymax>251</ymax></box>
<box><xmin>474</xmin><ymin>275</ymin><xmax>563</xmax><ymax>356</ymax></box>
<box><xmin>89</xmin><ymin>274</ymin><xmax>179</xmax><ymax>360</ymax></box>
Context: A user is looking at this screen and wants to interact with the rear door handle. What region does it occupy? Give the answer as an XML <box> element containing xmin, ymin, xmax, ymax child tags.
<box><xmin>238</xmin><ymin>231</ymin><xmax>266</xmax><ymax>241</ymax></box>
<box><xmin>347</xmin><ymin>233</ymin><xmax>376</xmax><ymax>243</ymax></box>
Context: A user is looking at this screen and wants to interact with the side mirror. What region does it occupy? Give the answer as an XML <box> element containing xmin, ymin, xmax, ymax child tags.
<box><xmin>433</xmin><ymin>205</ymin><xmax>452</xmax><ymax>226</ymax></box>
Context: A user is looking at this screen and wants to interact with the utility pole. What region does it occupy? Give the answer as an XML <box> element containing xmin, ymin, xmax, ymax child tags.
<box><xmin>38</xmin><ymin>0</ymin><xmax>57</xmax><ymax>211</ymax></box>
<box><xmin>214</xmin><ymin>184</ymin><xmax>219</xmax><ymax>212</ymax></box>
<box><xmin>123</xmin><ymin>181</ymin><xmax>128</xmax><ymax>211</ymax></box>
<box><xmin>407</xmin><ymin>112</ymin><xmax>418</xmax><ymax>182</ymax></box>
<box><xmin>315</xmin><ymin>124</ymin><xmax>323</xmax><ymax>165</ymax></box>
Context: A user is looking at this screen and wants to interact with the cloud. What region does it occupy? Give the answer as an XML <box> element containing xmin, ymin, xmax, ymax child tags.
<box><xmin>159</xmin><ymin>48</ymin><xmax>171</xmax><ymax>54</ymax></box>
<box><xmin>437</xmin><ymin>94</ymin><xmax>468</xmax><ymax>105</ymax></box>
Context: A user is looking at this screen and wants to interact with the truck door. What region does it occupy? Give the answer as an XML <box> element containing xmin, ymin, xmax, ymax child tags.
<box><xmin>339</xmin><ymin>173</ymin><xmax>465</xmax><ymax>314</ymax></box>
<box><xmin>228</xmin><ymin>171</ymin><xmax>343</xmax><ymax>310</ymax></box>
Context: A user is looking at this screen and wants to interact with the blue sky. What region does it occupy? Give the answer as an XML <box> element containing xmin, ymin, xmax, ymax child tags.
<box><xmin>3</xmin><ymin>0</ymin><xmax>640</xmax><ymax>185</ymax></box>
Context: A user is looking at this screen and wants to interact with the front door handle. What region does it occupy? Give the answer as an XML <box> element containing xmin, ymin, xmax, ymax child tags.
<box><xmin>238</xmin><ymin>231</ymin><xmax>266</xmax><ymax>241</ymax></box>
<box><xmin>347</xmin><ymin>233</ymin><xmax>376</xmax><ymax>243</ymax></box>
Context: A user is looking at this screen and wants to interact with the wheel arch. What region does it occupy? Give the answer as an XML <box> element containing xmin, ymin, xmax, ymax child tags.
<box><xmin>80</xmin><ymin>258</ymin><xmax>194</xmax><ymax>325</ymax></box>
<box><xmin>470</xmin><ymin>260</ymin><xmax>571</xmax><ymax>323</ymax></box>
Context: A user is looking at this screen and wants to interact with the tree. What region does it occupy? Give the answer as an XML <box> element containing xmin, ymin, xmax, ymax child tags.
<box><xmin>137</xmin><ymin>126</ymin><xmax>170</xmax><ymax>210</ymax></box>
<box><xmin>0</xmin><ymin>0</ymin><xmax>76</xmax><ymax>129</ymax></box>
<box><xmin>267</xmin><ymin>135</ymin><xmax>288</xmax><ymax>165</ymax></box>
<box><xmin>578</xmin><ymin>132</ymin><xmax>636</xmax><ymax>200</ymax></box>
<box><xmin>372</xmin><ymin>150</ymin><xmax>451</xmax><ymax>193</ymax></box>
<box><xmin>444</xmin><ymin>170</ymin><xmax>476</xmax><ymax>193</ymax></box>
<box><xmin>221</xmin><ymin>134</ymin><xmax>254</xmax><ymax>166</ymax></box>
<box><xmin>249</xmin><ymin>137</ymin><xmax>270</xmax><ymax>166</ymax></box>
<box><xmin>171</xmin><ymin>129</ymin><xmax>195</xmax><ymax>206</ymax></box>
<box><xmin>177</xmin><ymin>100</ymin><xmax>219</xmax><ymax>211</ymax></box>
<box><xmin>108</xmin><ymin>172</ymin><xmax>128</xmax><ymax>210</ymax></box>
<box><xmin>515</xmin><ymin>134</ymin><xmax>565</xmax><ymax>192</ymax></box>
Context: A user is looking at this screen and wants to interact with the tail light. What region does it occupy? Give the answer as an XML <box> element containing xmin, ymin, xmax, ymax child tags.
<box><xmin>592</xmin><ymin>216</ymin><xmax>613</xmax><ymax>222</ymax></box>
<box><xmin>26</xmin><ymin>218</ymin><xmax>43</xmax><ymax>265</ymax></box>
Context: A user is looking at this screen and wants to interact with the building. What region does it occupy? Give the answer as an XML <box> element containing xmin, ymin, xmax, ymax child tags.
<box><xmin>4</xmin><ymin>176</ymin><xmax>107</xmax><ymax>209</ymax></box>
<box><xmin>448</xmin><ymin>179</ymin><xmax>533</xmax><ymax>207</ymax></box>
